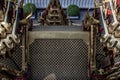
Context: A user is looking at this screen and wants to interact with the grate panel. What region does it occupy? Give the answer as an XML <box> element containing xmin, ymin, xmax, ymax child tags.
<box><xmin>29</xmin><ymin>39</ymin><xmax>88</xmax><ymax>80</ymax></box>
<box><xmin>96</xmin><ymin>38</ymin><xmax>106</xmax><ymax>69</ymax></box>
<box><xmin>96</xmin><ymin>38</ymin><xmax>120</xmax><ymax>69</ymax></box>
<box><xmin>0</xmin><ymin>44</ymin><xmax>22</xmax><ymax>70</ymax></box>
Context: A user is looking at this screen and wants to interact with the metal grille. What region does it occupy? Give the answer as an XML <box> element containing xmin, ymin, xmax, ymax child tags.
<box><xmin>96</xmin><ymin>38</ymin><xmax>120</xmax><ymax>69</ymax></box>
<box><xmin>0</xmin><ymin>44</ymin><xmax>22</xmax><ymax>70</ymax></box>
<box><xmin>29</xmin><ymin>39</ymin><xmax>88</xmax><ymax>80</ymax></box>
<box><xmin>96</xmin><ymin>38</ymin><xmax>106</xmax><ymax>69</ymax></box>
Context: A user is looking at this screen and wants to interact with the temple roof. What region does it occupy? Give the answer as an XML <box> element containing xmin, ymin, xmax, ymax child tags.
<box><xmin>23</xmin><ymin>0</ymin><xmax>95</xmax><ymax>9</ymax></box>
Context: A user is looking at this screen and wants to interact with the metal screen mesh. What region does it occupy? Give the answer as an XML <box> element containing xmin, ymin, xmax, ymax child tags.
<box><xmin>0</xmin><ymin>39</ymin><xmax>88</xmax><ymax>80</ymax></box>
<box><xmin>0</xmin><ymin>44</ymin><xmax>22</xmax><ymax>70</ymax></box>
<box><xmin>96</xmin><ymin>38</ymin><xmax>120</xmax><ymax>69</ymax></box>
<box><xmin>29</xmin><ymin>39</ymin><xmax>88</xmax><ymax>80</ymax></box>
<box><xmin>96</xmin><ymin>38</ymin><xmax>106</xmax><ymax>69</ymax></box>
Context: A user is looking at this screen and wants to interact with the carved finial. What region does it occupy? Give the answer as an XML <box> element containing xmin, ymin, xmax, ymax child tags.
<box><xmin>94</xmin><ymin>0</ymin><xmax>98</xmax><ymax>8</ymax></box>
<box><xmin>20</xmin><ymin>0</ymin><xmax>24</xmax><ymax>8</ymax></box>
<box><xmin>19</xmin><ymin>12</ymin><xmax>32</xmax><ymax>25</ymax></box>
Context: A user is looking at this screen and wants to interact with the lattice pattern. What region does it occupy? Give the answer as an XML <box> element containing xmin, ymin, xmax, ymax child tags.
<box><xmin>12</xmin><ymin>44</ymin><xmax>22</xmax><ymax>69</ymax></box>
<box><xmin>29</xmin><ymin>39</ymin><xmax>88</xmax><ymax>80</ymax></box>
<box><xmin>96</xmin><ymin>38</ymin><xmax>120</xmax><ymax>69</ymax></box>
<box><xmin>0</xmin><ymin>39</ymin><xmax>89</xmax><ymax>80</ymax></box>
<box><xmin>96</xmin><ymin>38</ymin><xmax>106</xmax><ymax>69</ymax></box>
<box><xmin>0</xmin><ymin>44</ymin><xmax>22</xmax><ymax>70</ymax></box>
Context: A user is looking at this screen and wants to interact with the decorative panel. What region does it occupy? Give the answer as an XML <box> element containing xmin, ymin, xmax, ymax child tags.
<box><xmin>29</xmin><ymin>39</ymin><xmax>88</xmax><ymax>80</ymax></box>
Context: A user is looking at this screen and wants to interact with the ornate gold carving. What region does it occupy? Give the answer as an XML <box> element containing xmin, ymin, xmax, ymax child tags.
<box><xmin>40</xmin><ymin>0</ymin><xmax>69</xmax><ymax>25</ymax></box>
